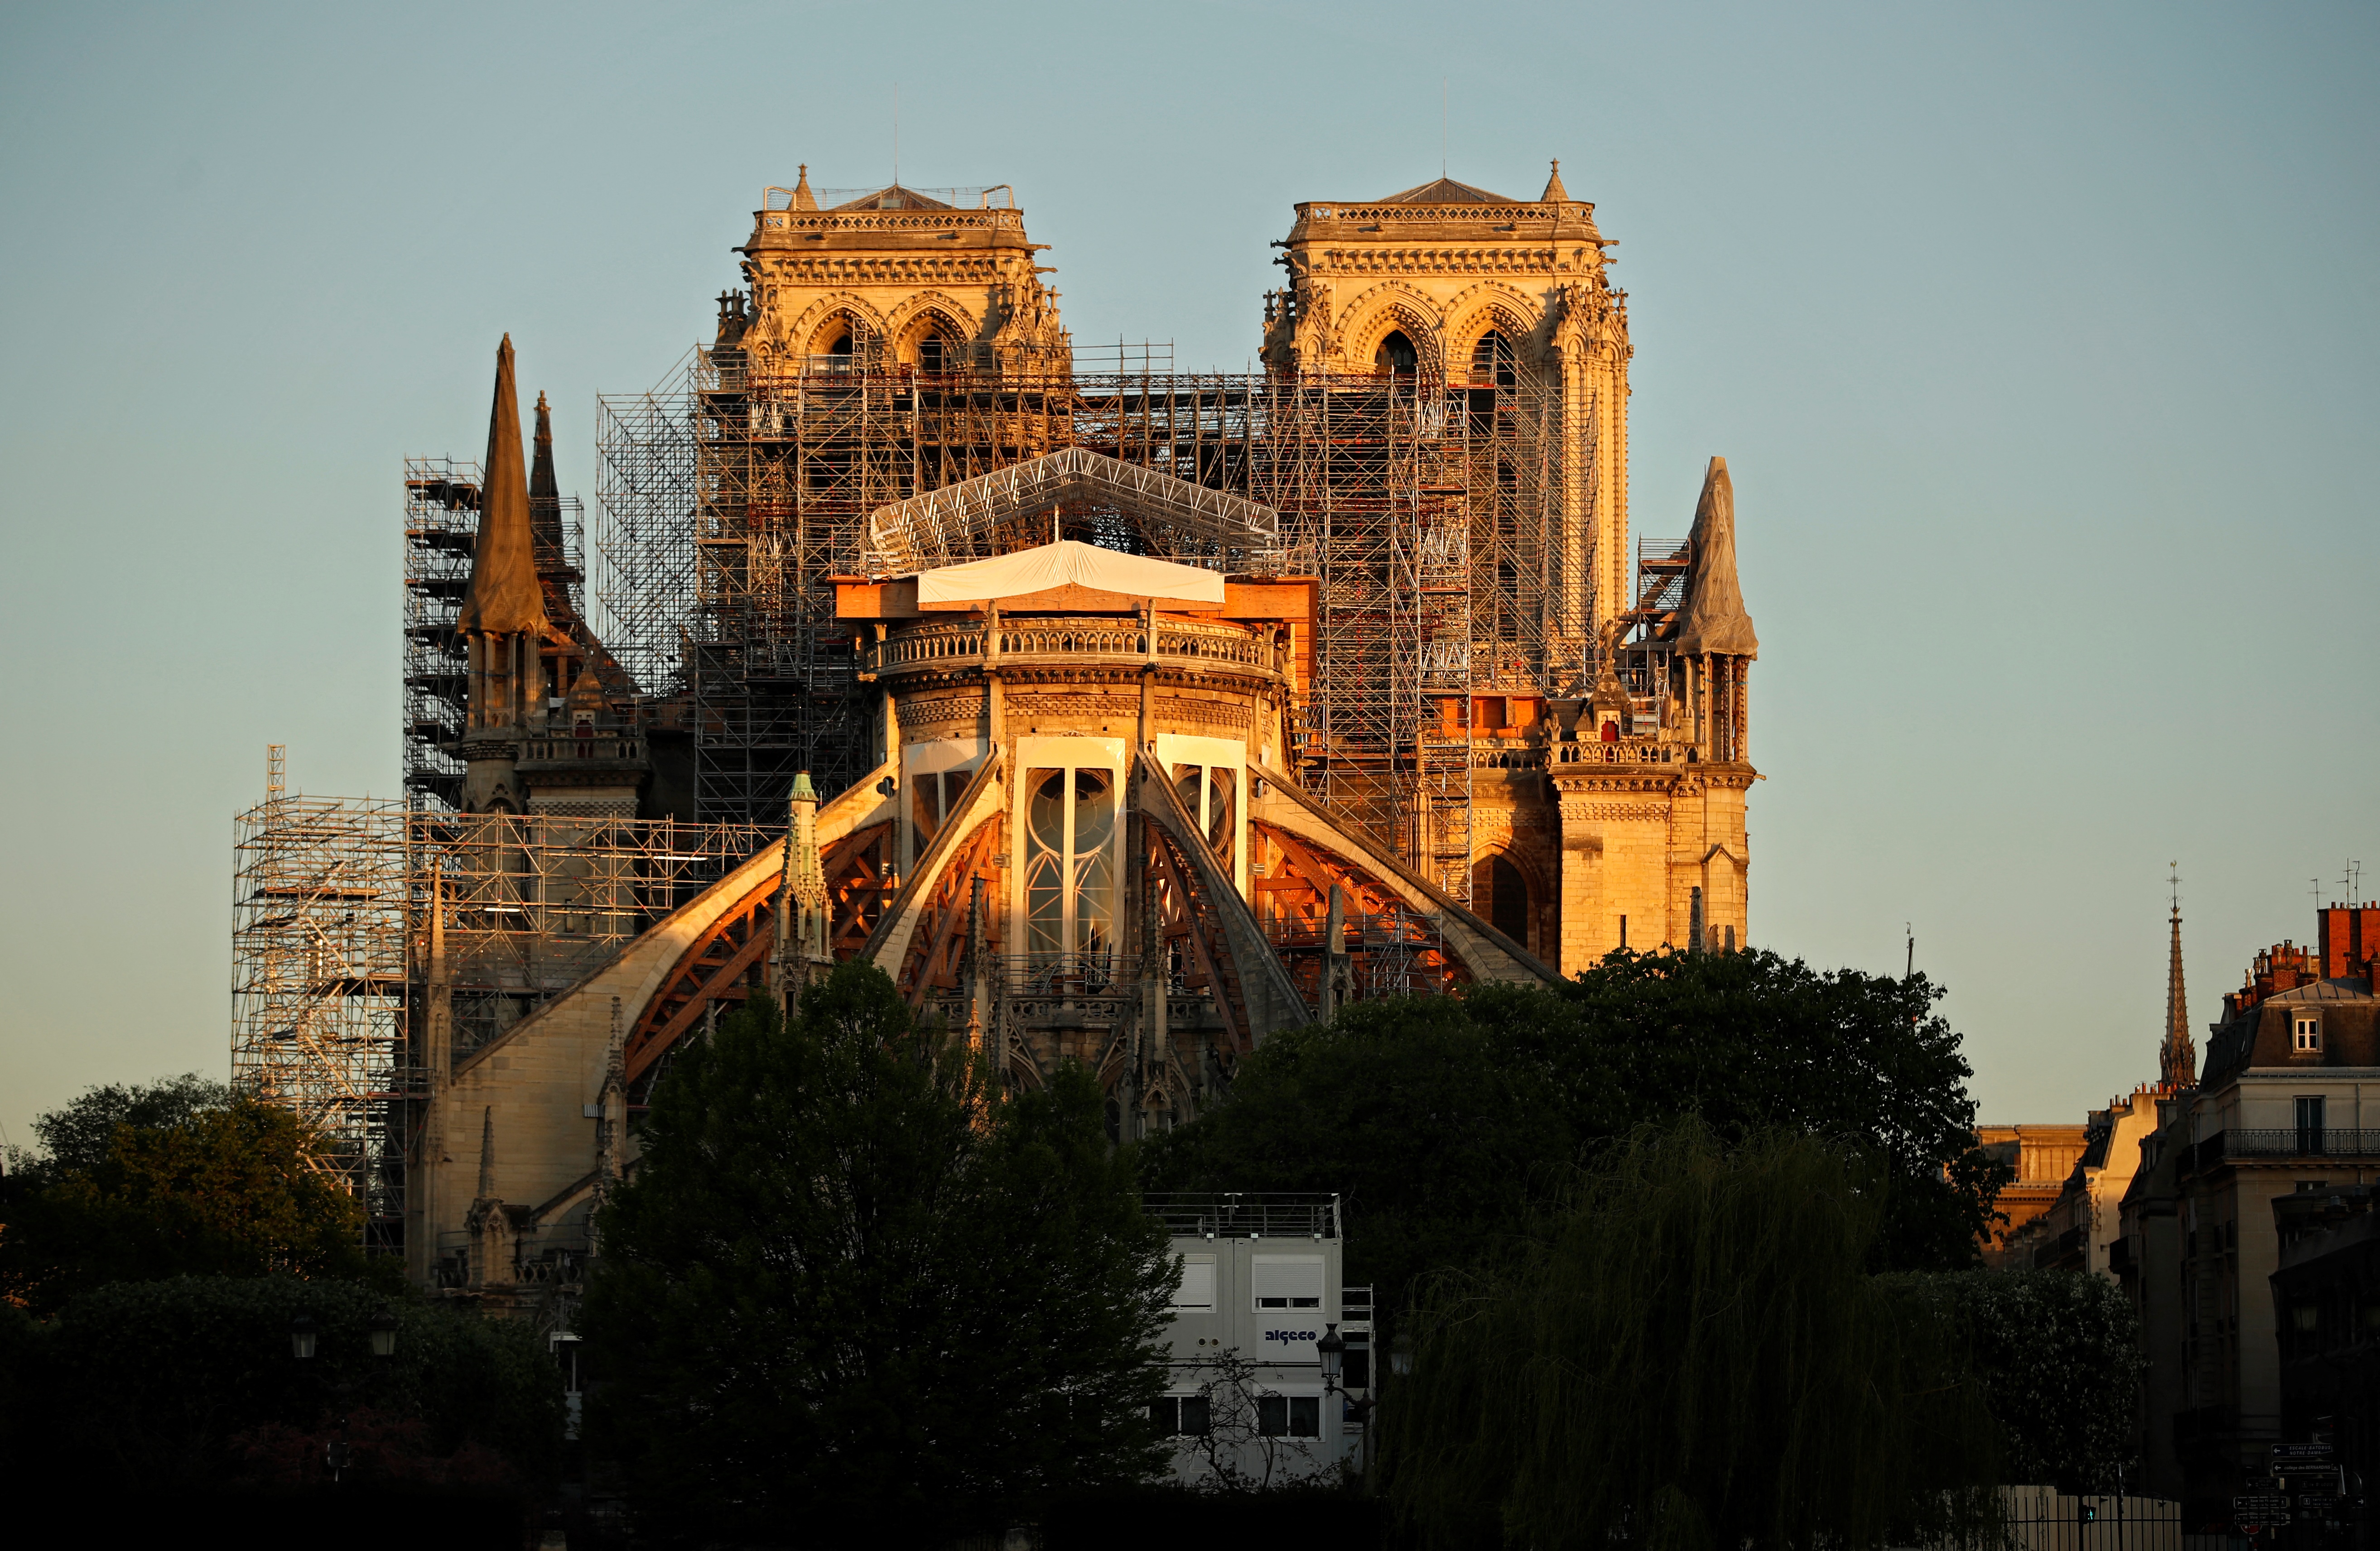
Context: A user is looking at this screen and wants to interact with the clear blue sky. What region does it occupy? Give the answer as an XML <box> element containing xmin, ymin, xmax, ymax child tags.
<box><xmin>3</xmin><ymin>2</ymin><xmax>2374</xmax><ymax>1151</ymax></box>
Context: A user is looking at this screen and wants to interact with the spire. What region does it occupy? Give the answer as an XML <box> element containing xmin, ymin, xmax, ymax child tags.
<box><xmin>476</xmin><ymin>1104</ymin><xmax>497</xmax><ymax>1200</ymax></box>
<box><xmin>792</xmin><ymin>163</ymin><xmax>819</xmax><ymax>211</ymax></box>
<box><xmin>1541</xmin><ymin>159</ymin><xmax>1570</xmax><ymax>202</ymax></box>
<box><xmin>1673</xmin><ymin>456</ymin><xmax>1759</xmax><ymax>658</ymax></box>
<box><xmin>2162</xmin><ymin>864</ymin><xmax>2197</xmax><ymax>1090</ymax></box>
<box><xmin>457</xmin><ymin>336</ymin><xmax>550</xmax><ymax>637</ymax></box>
<box><xmin>529</xmin><ymin>389</ymin><xmax>564</xmax><ymax>567</ymax></box>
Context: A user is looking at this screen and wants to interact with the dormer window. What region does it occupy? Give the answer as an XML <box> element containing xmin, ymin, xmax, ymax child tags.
<box><xmin>2294</xmin><ymin>1014</ymin><xmax>2323</xmax><ymax>1053</ymax></box>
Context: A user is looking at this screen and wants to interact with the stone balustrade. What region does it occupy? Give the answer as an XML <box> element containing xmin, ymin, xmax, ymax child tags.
<box><xmin>1556</xmin><ymin>736</ymin><xmax>1685</xmax><ymax>767</ymax></box>
<box><xmin>874</xmin><ymin>615</ymin><xmax>1280</xmax><ymax>677</ymax></box>
<box><xmin>519</xmin><ymin>736</ymin><xmax>648</xmax><ymax>764</ymax></box>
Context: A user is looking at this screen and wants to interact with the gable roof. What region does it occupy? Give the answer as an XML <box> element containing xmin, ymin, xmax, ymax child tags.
<box><xmin>831</xmin><ymin>184</ymin><xmax>954</xmax><ymax>211</ymax></box>
<box><xmin>1376</xmin><ymin>176</ymin><xmax>1520</xmax><ymax>205</ymax></box>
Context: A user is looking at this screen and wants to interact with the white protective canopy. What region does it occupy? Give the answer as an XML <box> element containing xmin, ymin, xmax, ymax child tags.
<box><xmin>913</xmin><ymin>540</ymin><xmax>1225</xmax><ymax>605</ymax></box>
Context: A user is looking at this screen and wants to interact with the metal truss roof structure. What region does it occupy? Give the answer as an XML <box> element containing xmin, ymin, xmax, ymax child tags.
<box><xmin>862</xmin><ymin>445</ymin><xmax>1293</xmax><ymax>577</ymax></box>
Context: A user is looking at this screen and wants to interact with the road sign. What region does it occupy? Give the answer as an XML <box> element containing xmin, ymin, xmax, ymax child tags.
<box><xmin>2295</xmin><ymin>1493</ymin><xmax>2339</xmax><ymax>1516</ymax></box>
<box><xmin>2275</xmin><ymin>1460</ymin><xmax>2342</xmax><ymax>1480</ymax></box>
<box><xmin>2236</xmin><ymin>1495</ymin><xmax>2290</xmax><ymax>1517</ymax></box>
<box><xmin>2274</xmin><ymin>1443</ymin><xmax>2335</xmax><ymax>1461</ymax></box>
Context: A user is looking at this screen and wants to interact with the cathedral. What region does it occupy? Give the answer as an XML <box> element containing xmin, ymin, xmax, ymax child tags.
<box><xmin>243</xmin><ymin>164</ymin><xmax>1761</xmax><ymax>1297</ymax></box>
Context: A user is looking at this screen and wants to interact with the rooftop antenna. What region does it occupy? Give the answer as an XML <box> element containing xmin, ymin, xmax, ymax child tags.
<box><xmin>892</xmin><ymin>82</ymin><xmax>899</xmax><ymax>187</ymax></box>
<box><xmin>1904</xmin><ymin>922</ymin><xmax>1914</xmax><ymax>980</ymax></box>
<box><xmin>1441</xmin><ymin>78</ymin><xmax>1448</xmax><ymax>177</ymax></box>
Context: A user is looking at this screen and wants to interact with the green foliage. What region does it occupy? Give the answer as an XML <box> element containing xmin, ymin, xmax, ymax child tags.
<box><xmin>1888</xmin><ymin>1268</ymin><xmax>2146</xmax><ymax>1490</ymax></box>
<box><xmin>585</xmin><ymin>965</ymin><xmax>1176</xmax><ymax>1546</ymax></box>
<box><xmin>1554</xmin><ymin>950</ymin><xmax>2007</xmax><ymax>1270</ymax></box>
<box><xmin>0</xmin><ymin>1275</ymin><xmax>561</xmax><ymax>1498</ymax></box>
<box><xmin>7</xmin><ymin>1071</ymin><xmax>231</xmax><ymax>1183</ymax></box>
<box><xmin>1141</xmin><ymin>951</ymin><xmax>2010</xmax><ymax>1310</ymax></box>
<box><xmin>1</xmin><ymin>1094</ymin><xmax>374</xmax><ymax>1311</ymax></box>
<box><xmin>1378</xmin><ymin>1124</ymin><xmax>1999</xmax><ymax>1551</ymax></box>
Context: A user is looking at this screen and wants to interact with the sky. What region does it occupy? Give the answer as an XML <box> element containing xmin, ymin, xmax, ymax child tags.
<box><xmin>2</xmin><ymin>1</ymin><xmax>2375</xmax><ymax>1152</ymax></box>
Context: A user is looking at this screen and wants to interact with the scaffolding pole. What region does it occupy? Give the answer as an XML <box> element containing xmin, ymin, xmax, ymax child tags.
<box><xmin>592</xmin><ymin>358</ymin><xmax>1579</xmax><ymax>883</ymax></box>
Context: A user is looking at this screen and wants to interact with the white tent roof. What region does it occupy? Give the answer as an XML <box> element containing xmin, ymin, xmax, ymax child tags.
<box><xmin>913</xmin><ymin>540</ymin><xmax>1225</xmax><ymax>605</ymax></box>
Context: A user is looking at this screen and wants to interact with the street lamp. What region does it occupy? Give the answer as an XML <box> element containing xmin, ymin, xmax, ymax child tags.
<box><xmin>368</xmin><ymin>1306</ymin><xmax>400</xmax><ymax>1359</ymax></box>
<box><xmin>289</xmin><ymin>1312</ymin><xmax>319</xmax><ymax>1360</ymax></box>
<box><xmin>1317</xmin><ymin>1322</ymin><xmax>1376</xmax><ymax>1427</ymax></box>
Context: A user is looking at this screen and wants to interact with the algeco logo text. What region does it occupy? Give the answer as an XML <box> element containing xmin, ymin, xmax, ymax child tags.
<box><xmin>1263</xmin><ymin>1328</ymin><xmax>1318</xmax><ymax>1345</ymax></box>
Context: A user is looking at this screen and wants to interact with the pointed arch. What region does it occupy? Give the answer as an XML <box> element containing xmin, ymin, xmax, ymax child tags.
<box><xmin>1334</xmin><ymin>283</ymin><xmax>1445</xmax><ymax>378</ymax></box>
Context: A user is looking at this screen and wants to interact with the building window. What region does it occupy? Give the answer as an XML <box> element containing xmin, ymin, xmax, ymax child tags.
<box><xmin>2295</xmin><ymin>1015</ymin><xmax>2323</xmax><ymax>1053</ymax></box>
<box><xmin>1470</xmin><ymin>330</ymin><xmax>1518</xmax><ymax>387</ymax></box>
<box><xmin>1151</xmin><ymin>1395</ymin><xmax>1211</xmax><ymax>1436</ymax></box>
<box><xmin>1255</xmin><ymin>1395</ymin><xmax>1321</xmax><ymax>1438</ymax></box>
<box><xmin>1170</xmin><ymin>763</ymin><xmax>1238</xmax><ymax>874</ymax></box>
<box><xmin>1473</xmin><ymin>854</ymin><xmax>1530</xmax><ymax>948</ymax></box>
<box><xmin>2297</xmin><ymin>1095</ymin><xmax>2327</xmax><ymax>1155</ymax></box>
<box><xmin>1172</xmin><ymin>1254</ymin><xmax>1215</xmax><ymax>1311</ymax></box>
<box><xmin>1374</xmin><ymin>330</ymin><xmax>1418</xmax><ymax>376</ymax></box>
<box><xmin>908</xmin><ymin>766</ymin><xmax>977</xmax><ymax>868</ymax></box>
<box><xmin>1252</xmin><ymin>1254</ymin><xmax>1324</xmax><ymax>1310</ymax></box>
<box><xmin>1024</xmin><ymin>767</ymin><xmax>1118</xmax><ymax>961</ymax></box>
<box><xmin>917</xmin><ymin>334</ymin><xmax>947</xmax><ymax>373</ymax></box>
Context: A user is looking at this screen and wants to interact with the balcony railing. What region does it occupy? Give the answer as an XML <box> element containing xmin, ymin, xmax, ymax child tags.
<box><xmin>519</xmin><ymin>736</ymin><xmax>648</xmax><ymax>764</ymax></box>
<box><xmin>1144</xmin><ymin>1193</ymin><xmax>1341</xmax><ymax>1240</ymax></box>
<box><xmin>2192</xmin><ymin>1128</ymin><xmax>2380</xmax><ymax>1166</ymax></box>
<box><xmin>1557</xmin><ymin>736</ymin><xmax>1686</xmax><ymax>766</ymax></box>
<box><xmin>873</xmin><ymin>616</ymin><xmax>1282</xmax><ymax>677</ymax></box>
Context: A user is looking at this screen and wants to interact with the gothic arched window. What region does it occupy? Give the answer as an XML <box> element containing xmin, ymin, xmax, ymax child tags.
<box><xmin>1024</xmin><ymin>766</ymin><xmax>1119</xmax><ymax>963</ymax></box>
<box><xmin>1470</xmin><ymin>330</ymin><xmax>1517</xmax><ymax>387</ymax></box>
<box><xmin>1473</xmin><ymin>853</ymin><xmax>1530</xmax><ymax>948</ymax></box>
<box><xmin>1374</xmin><ymin>330</ymin><xmax>1419</xmax><ymax>377</ymax></box>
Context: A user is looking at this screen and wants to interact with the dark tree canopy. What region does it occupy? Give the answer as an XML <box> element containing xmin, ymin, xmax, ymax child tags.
<box><xmin>585</xmin><ymin>965</ymin><xmax>1176</xmax><ymax>1546</ymax></box>
<box><xmin>1379</xmin><ymin>1125</ymin><xmax>2000</xmax><ymax>1551</ymax></box>
<box><xmin>1140</xmin><ymin>950</ymin><xmax>2009</xmax><ymax>1308</ymax></box>
<box><xmin>0</xmin><ymin>1276</ymin><xmax>560</xmax><ymax>1507</ymax></box>
<box><xmin>1887</xmin><ymin>1268</ymin><xmax>2146</xmax><ymax>1492</ymax></box>
<box><xmin>1</xmin><ymin>1084</ymin><xmax>371</xmax><ymax>1312</ymax></box>
<box><xmin>14</xmin><ymin>1071</ymin><xmax>232</xmax><ymax>1182</ymax></box>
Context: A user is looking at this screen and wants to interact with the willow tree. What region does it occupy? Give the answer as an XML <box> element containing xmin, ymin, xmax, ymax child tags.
<box><xmin>1377</xmin><ymin>1124</ymin><xmax>1998</xmax><ymax>1551</ymax></box>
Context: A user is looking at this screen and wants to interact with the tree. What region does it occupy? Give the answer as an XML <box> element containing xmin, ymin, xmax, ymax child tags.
<box><xmin>5</xmin><ymin>1071</ymin><xmax>231</xmax><ymax>1184</ymax></box>
<box><xmin>1549</xmin><ymin>949</ymin><xmax>2007</xmax><ymax>1270</ymax></box>
<box><xmin>1141</xmin><ymin>950</ymin><xmax>2010</xmax><ymax>1312</ymax></box>
<box><xmin>1378</xmin><ymin>1124</ymin><xmax>1999</xmax><ymax>1551</ymax></box>
<box><xmin>1171</xmin><ymin>1345</ymin><xmax>1337</xmax><ymax>1494</ymax></box>
<box><xmin>584</xmin><ymin>965</ymin><xmax>1176</xmax><ymax>1546</ymax></box>
<box><xmin>1</xmin><ymin>1085</ymin><xmax>371</xmax><ymax>1311</ymax></box>
<box><xmin>0</xmin><ymin>1275</ymin><xmax>561</xmax><ymax>1506</ymax></box>
<box><xmin>1887</xmin><ymin>1268</ymin><xmax>2145</xmax><ymax>1491</ymax></box>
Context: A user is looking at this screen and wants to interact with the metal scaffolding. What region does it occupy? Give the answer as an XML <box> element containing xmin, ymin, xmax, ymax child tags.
<box><xmin>233</xmin><ymin>744</ymin><xmax>773</xmax><ymax>1241</ymax></box>
<box><xmin>405</xmin><ymin>455</ymin><xmax>584</xmax><ymax>813</ymax></box>
<box><xmin>593</xmin><ymin>353</ymin><xmax>1580</xmax><ymax>896</ymax></box>
<box><xmin>231</xmin><ymin>747</ymin><xmax>410</xmax><ymax>1238</ymax></box>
